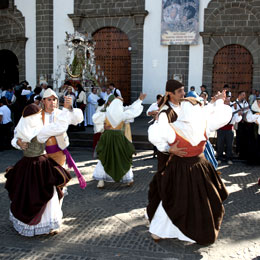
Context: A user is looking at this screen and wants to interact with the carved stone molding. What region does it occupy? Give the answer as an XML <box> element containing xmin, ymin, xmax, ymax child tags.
<box><xmin>0</xmin><ymin>37</ymin><xmax>27</xmax><ymax>44</ymax></box>
<box><xmin>132</xmin><ymin>11</ymin><xmax>148</xmax><ymax>26</ymax></box>
<box><xmin>200</xmin><ymin>32</ymin><xmax>212</xmax><ymax>45</ymax></box>
<box><xmin>68</xmin><ymin>10</ymin><xmax>148</xmax><ymax>28</ymax></box>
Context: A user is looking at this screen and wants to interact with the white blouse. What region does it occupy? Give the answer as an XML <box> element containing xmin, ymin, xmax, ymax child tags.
<box><xmin>148</xmin><ymin>99</ymin><xmax>232</xmax><ymax>153</ymax></box>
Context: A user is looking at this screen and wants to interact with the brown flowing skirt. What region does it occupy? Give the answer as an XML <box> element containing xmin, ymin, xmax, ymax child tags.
<box><xmin>147</xmin><ymin>153</ymin><xmax>228</xmax><ymax>245</ymax></box>
<box><xmin>5</xmin><ymin>155</ymin><xmax>71</xmax><ymax>225</ymax></box>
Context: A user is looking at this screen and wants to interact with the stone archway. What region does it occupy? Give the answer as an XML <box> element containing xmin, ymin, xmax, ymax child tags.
<box><xmin>201</xmin><ymin>0</ymin><xmax>260</xmax><ymax>96</ymax></box>
<box><xmin>0</xmin><ymin>49</ymin><xmax>19</xmax><ymax>88</ymax></box>
<box><xmin>0</xmin><ymin>6</ymin><xmax>26</xmax><ymax>84</ymax></box>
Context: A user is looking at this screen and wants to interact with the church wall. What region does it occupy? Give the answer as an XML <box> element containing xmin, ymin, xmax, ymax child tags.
<box><xmin>142</xmin><ymin>0</ymin><xmax>168</xmax><ymax>104</ymax></box>
<box><xmin>3</xmin><ymin>0</ymin><xmax>260</xmax><ymax>101</ymax></box>
<box><xmin>188</xmin><ymin>0</ymin><xmax>211</xmax><ymax>94</ymax></box>
<box><xmin>53</xmin><ymin>0</ymin><xmax>74</xmax><ymax>90</ymax></box>
<box><xmin>36</xmin><ymin>0</ymin><xmax>53</xmax><ymax>86</ymax></box>
<box><xmin>15</xmin><ymin>0</ymin><xmax>36</xmax><ymax>88</ymax></box>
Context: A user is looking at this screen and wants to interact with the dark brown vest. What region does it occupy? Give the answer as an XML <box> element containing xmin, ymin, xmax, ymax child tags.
<box><xmin>157</xmin><ymin>102</ymin><xmax>178</xmax><ymax>172</ymax></box>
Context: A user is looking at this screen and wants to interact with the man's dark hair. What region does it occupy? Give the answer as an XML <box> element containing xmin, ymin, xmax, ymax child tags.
<box><xmin>98</xmin><ymin>98</ymin><xmax>105</xmax><ymax>106</ymax></box>
<box><xmin>156</xmin><ymin>94</ymin><xmax>162</xmax><ymax>100</ymax></box>
<box><xmin>0</xmin><ymin>97</ymin><xmax>7</xmax><ymax>105</ymax></box>
<box><xmin>109</xmin><ymin>83</ymin><xmax>115</xmax><ymax>88</ymax></box>
<box><xmin>238</xmin><ymin>90</ymin><xmax>245</xmax><ymax>96</ymax></box>
<box><xmin>34</xmin><ymin>86</ymin><xmax>42</xmax><ymax>95</ymax></box>
<box><xmin>223</xmin><ymin>84</ymin><xmax>229</xmax><ymax>89</ymax></box>
<box><xmin>64</xmin><ymin>81</ymin><xmax>72</xmax><ymax>86</ymax></box>
<box><xmin>190</xmin><ymin>86</ymin><xmax>195</xmax><ymax>91</ymax></box>
<box><xmin>20</xmin><ymin>80</ymin><xmax>29</xmax><ymax>86</ymax></box>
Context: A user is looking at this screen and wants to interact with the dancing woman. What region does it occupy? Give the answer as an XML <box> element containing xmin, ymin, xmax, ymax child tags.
<box><xmin>147</xmin><ymin>94</ymin><xmax>232</xmax><ymax>245</ymax></box>
<box><xmin>5</xmin><ymin>103</ymin><xmax>78</xmax><ymax>236</ymax></box>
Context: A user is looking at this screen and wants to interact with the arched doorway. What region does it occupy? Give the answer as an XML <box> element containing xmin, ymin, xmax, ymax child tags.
<box><xmin>212</xmin><ymin>44</ymin><xmax>253</xmax><ymax>101</ymax></box>
<box><xmin>0</xmin><ymin>49</ymin><xmax>19</xmax><ymax>89</ymax></box>
<box><xmin>93</xmin><ymin>27</ymin><xmax>131</xmax><ymax>104</ymax></box>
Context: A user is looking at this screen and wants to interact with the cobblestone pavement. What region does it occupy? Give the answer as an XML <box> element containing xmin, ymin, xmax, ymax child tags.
<box><xmin>0</xmin><ymin>149</ymin><xmax>259</xmax><ymax>260</ymax></box>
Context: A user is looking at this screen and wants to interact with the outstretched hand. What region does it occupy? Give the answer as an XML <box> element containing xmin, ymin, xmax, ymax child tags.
<box><xmin>211</xmin><ymin>90</ymin><xmax>226</xmax><ymax>103</ymax></box>
<box><xmin>139</xmin><ymin>93</ymin><xmax>147</xmax><ymax>101</ymax></box>
<box><xmin>64</xmin><ymin>96</ymin><xmax>73</xmax><ymax>109</ymax></box>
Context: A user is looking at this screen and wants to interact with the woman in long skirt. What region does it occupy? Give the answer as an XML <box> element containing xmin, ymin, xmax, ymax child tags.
<box><xmin>147</xmin><ymin>95</ymin><xmax>232</xmax><ymax>245</ymax></box>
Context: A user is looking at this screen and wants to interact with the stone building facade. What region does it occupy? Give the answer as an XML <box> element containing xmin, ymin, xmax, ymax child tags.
<box><xmin>0</xmin><ymin>0</ymin><xmax>26</xmax><ymax>83</ymax></box>
<box><xmin>1</xmin><ymin>0</ymin><xmax>260</xmax><ymax>103</ymax></box>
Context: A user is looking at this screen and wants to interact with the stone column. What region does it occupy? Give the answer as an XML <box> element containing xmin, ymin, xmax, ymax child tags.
<box><xmin>36</xmin><ymin>0</ymin><xmax>53</xmax><ymax>85</ymax></box>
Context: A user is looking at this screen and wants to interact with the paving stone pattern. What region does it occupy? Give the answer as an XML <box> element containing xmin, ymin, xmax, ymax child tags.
<box><xmin>0</xmin><ymin>149</ymin><xmax>259</xmax><ymax>260</ymax></box>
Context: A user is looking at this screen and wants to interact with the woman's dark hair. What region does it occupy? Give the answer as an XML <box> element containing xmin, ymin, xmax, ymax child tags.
<box><xmin>76</xmin><ymin>83</ymin><xmax>85</xmax><ymax>94</ymax></box>
<box><xmin>64</xmin><ymin>81</ymin><xmax>72</xmax><ymax>86</ymax></box>
<box><xmin>34</xmin><ymin>86</ymin><xmax>42</xmax><ymax>95</ymax></box>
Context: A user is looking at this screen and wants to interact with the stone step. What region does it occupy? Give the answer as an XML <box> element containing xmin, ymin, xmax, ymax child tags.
<box><xmin>69</xmin><ymin>138</ymin><xmax>153</xmax><ymax>150</ymax></box>
<box><xmin>68</xmin><ymin>132</ymin><xmax>150</xmax><ymax>142</ymax></box>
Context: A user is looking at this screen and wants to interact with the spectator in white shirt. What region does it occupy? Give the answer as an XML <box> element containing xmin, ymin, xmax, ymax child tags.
<box><xmin>0</xmin><ymin>98</ymin><xmax>13</xmax><ymax>151</ymax></box>
<box><xmin>105</xmin><ymin>88</ymin><xmax>112</xmax><ymax>102</ymax></box>
<box><xmin>146</xmin><ymin>94</ymin><xmax>163</xmax><ymax>118</ymax></box>
<box><xmin>108</xmin><ymin>83</ymin><xmax>121</xmax><ymax>98</ymax></box>
<box><xmin>76</xmin><ymin>83</ymin><xmax>87</xmax><ymax>130</ymax></box>
<box><xmin>100</xmin><ymin>86</ymin><xmax>108</xmax><ymax>101</ymax></box>
<box><xmin>39</xmin><ymin>81</ymin><xmax>48</xmax><ymax>98</ymax></box>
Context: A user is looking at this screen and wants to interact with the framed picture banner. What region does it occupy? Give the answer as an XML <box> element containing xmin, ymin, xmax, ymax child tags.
<box><xmin>161</xmin><ymin>0</ymin><xmax>199</xmax><ymax>45</ymax></box>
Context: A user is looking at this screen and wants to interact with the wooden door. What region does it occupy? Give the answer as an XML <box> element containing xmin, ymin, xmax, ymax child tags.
<box><xmin>93</xmin><ymin>27</ymin><xmax>131</xmax><ymax>104</ymax></box>
<box><xmin>212</xmin><ymin>44</ymin><xmax>253</xmax><ymax>101</ymax></box>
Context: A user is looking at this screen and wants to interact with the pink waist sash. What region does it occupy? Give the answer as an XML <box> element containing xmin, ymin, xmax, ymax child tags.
<box><xmin>46</xmin><ymin>144</ymin><xmax>86</xmax><ymax>189</ymax></box>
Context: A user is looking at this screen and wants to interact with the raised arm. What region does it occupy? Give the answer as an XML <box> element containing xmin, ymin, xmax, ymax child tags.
<box><xmin>207</xmin><ymin>99</ymin><xmax>232</xmax><ymax>133</ymax></box>
<box><xmin>122</xmin><ymin>93</ymin><xmax>146</xmax><ymax>121</ymax></box>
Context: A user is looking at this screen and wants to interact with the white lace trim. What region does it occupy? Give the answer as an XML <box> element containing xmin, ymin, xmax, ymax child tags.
<box><xmin>9</xmin><ymin>211</ymin><xmax>61</xmax><ymax>237</ymax></box>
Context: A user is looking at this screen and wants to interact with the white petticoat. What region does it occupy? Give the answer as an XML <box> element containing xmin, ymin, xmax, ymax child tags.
<box><xmin>9</xmin><ymin>187</ymin><xmax>63</xmax><ymax>237</ymax></box>
<box><xmin>93</xmin><ymin>160</ymin><xmax>133</xmax><ymax>183</ymax></box>
<box><xmin>149</xmin><ymin>201</ymin><xmax>195</xmax><ymax>243</ymax></box>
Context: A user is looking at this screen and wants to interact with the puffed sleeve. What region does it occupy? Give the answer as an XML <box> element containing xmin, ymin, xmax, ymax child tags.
<box><xmin>207</xmin><ymin>99</ymin><xmax>232</xmax><ymax>132</ymax></box>
<box><xmin>148</xmin><ymin>112</ymin><xmax>176</xmax><ymax>152</ymax></box>
<box><xmin>92</xmin><ymin>110</ymin><xmax>106</xmax><ymax>133</ymax></box>
<box><xmin>37</xmin><ymin>108</ymin><xmax>83</xmax><ymax>143</ymax></box>
<box><xmin>11</xmin><ymin>130</ymin><xmax>21</xmax><ymax>150</ymax></box>
<box><xmin>65</xmin><ymin>107</ymin><xmax>84</xmax><ymax>125</ymax></box>
<box><xmin>246</xmin><ymin>110</ymin><xmax>260</xmax><ymax>123</ymax></box>
<box><xmin>230</xmin><ymin>113</ymin><xmax>242</xmax><ymax>124</ymax></box>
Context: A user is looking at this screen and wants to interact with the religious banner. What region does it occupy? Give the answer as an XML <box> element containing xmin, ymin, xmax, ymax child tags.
<box><xmin>161</xmin><ymin>0</ymin><xmax>199</xmax><ymax>45</ymax></box>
